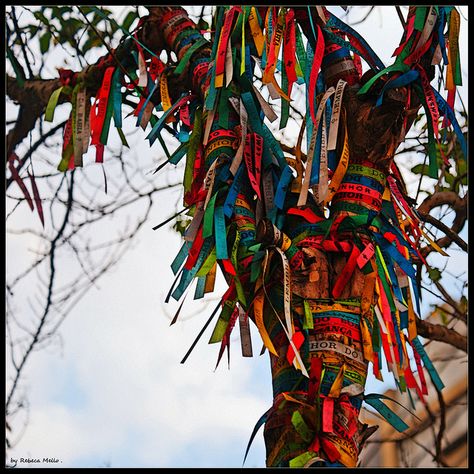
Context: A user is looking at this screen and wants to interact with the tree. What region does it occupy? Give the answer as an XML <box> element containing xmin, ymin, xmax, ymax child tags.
<box><xmin>6</xmin><ymin>5</ymin><xmax>467</xmax><ymax>468</ymax></box>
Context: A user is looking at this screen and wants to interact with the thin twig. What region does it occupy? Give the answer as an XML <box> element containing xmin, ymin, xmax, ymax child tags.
<box><xmin>6</xmin><ymin>171</ymin><xmax>75</xmax><ymax>414</ymax></box>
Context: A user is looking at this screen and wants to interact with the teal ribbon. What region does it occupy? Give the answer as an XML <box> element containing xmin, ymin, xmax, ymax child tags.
<box><xmin>411</xmin><ymin>337</ymin><xmax>445</xmax><ymax>391</ymax></box>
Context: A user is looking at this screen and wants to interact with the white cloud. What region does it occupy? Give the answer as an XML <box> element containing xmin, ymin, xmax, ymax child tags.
<box><xmin>7</xmin><ymin>225</ymin><xmax>271</xmax><ymax>468</ymax></box>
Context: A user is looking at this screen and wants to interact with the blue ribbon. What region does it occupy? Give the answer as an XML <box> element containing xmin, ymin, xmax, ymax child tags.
<box><xmin>194</xmin><ymin>275</ymin><xmax>207</xmax><ymax>300</ymax></box>
<box><xmin>137</xmin><ymin>80</ymin><xmax>158</xmax><ymax>128</ymax></box>
<box><xmin>214</xmin><ymin>206</ymin><xmax>228</xmax><ymax>260</ymax></box>
<box><xmin>376</xmin><ymin>69</ymin><xmax>420</xmax><ymax>107</ymax></box>
<box><xmin>224</xmin><ymin>164</ymin><xmax>244</xmax><ymax>218</ymax></box>
<box><xmin>168</xmin><ymin>142</ymin><xmax>189</xmax><ymax>165</ymax></box>
<box><xmin>172</xmin><ymin>238</ymin><xmax>213</xmax><ymax>301</ymax></box>
<box><xmin>274</xmin><ymin>164</ymin><xmax>293</xmax><ymax>209</ymax></box>
<box><xmin>411</xmin><ymin>336</ymin><xmax>445</xmax><ymax>391</ymax></box>
<box><xmin>171</xmin><ymin>240</ymin><xmax>191</xmax><ymax>275</ymax></box>
<box><xmin>364</xmin><ymin>395</ymin><xmax>409</xmax><ymax>432</ymax></box>
<box><xmin>243</xmin><ymin>409</ymin><xmax>271</xmax><ymax>467</ymax></box>
<box><xmin>111</xmin><ymin>68</ymin><xmax>123</xmax><ymax>128</ymax></box>
<box><xmin>325</xmin><ymin>13</ymin><xmax>385</xmax><ymax>71</ymax></box>
<box><xmin>437</xmin><ymin>8</ymin><xmax>449</xmax><ymax>65</ymax></box>
<box><xmin>146</xmin><ymin>92</ymin><xmax>188</xmax><ymax>146</ymax></box>
<box><xmin>373</xmin><ymin>233</ymin><xmax>416</xmax><ymax>280</ymax></box>
<box><xmin>433</xmin><ymin>88</ymin><xmax>467</xmax><ymax>159</ymax></box>
<box><xmin>261</xmin><ymin>123</ymin><xmax>287</xmax><ymax>170</ymax></box>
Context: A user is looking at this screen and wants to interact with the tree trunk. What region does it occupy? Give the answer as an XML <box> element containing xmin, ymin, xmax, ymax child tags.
<box><xmin>142</xmin><ymin>7</ymin><xmax>418</xmax><ymax>467</ymax></box>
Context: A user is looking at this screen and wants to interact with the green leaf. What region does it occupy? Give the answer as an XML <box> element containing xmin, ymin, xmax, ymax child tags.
<box><xmin>29</xmin><ymin>25</ymin><xmax>39</xmax><ymax>39</ymax></box>
<box><xmin>83</xmin><ymin>33</ymin><xmax>103</xmax><ymax>51</ymax></box>
<box><xmin>410</xmin><ymin>164</ymin><xmax>431</xmax><ymax>176</ymax></box>
<box><xmin>122</xmin><ymin>11</ymin><xmax>138</xmax><ymax>32</ymax></box>
<box><xmin>455</xmin><ymin>157</ymin><xmax>468</xmax><ymax>185</ymax></box>
<box><xmin>456</xmin><ymin>157</ymin><xmax>467</xmax><ymax>175</ymax></box>
<box><xmin>39</xmin><ymin>31</ymin><xmax>52</xmax><ymax>54</ymax></box>
<box><xmin>173</xmin><ymin>217</ymin><xmax>192</xmax><ymax>237</ymax></box>
<box><xmin>33</xmin><ymin>11</ymin><xmax>48</xmax><ymax>24</ymax></box>
<box><xmin>58</xmin><ymin>6</ymin><xmax>73</xmax><ymax>15</ymax></box>
<box><xmin>444</xmin><ymin>172</ymin><xmax>454</xmax><ymax>186</ymax></box>
<box><xmin>438</xmin><ymin>308</ymin><xmax>448</xmax><ymax>325</ymax></box>
<box><xmin>428</xmin><ymin>267</ymin><xmax>442</xmax><ymax>283</ymax></box>
<box><xmin>79</xmin><ymin>6</ymin><xmax>94</xmax><ymax>15</ymax></box>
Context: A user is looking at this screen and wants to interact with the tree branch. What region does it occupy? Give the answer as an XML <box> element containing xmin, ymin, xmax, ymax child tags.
<box><xmin>417</xmin><ymin>191</ymin><xmax>467</xmax><ymax>257</ymax></box>
<box><xmin>6</xmin><ymin>120</ymin><xmax>67</xmax><ymax>190</ymax></box>
<box><xmin>6</xmin><ymin>6</ymin><xmax>203</xmax><ymax>157</ymax></box>
<box><xmin>415</xmin><ymin>318</ymin><xmax>467</xmax><ymax>353</ymax></box>
<box><xmin>6</xmin><ymin>171</ymin><xmax>75</xmax><ymax>414</ymax></box>
<box><xmin>417</xmin><ymin>211</ymin><xmax>467</xmax><ymax>252</ymax></box>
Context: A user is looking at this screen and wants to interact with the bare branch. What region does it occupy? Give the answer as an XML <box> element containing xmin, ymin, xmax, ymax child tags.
<box><xmin>417</xmin><ymin>211</ymin><xmax>467</xmax><ymax>252</ymax></box>
<box><xmin>6</xmin><ymin>171</ymin><xmax>75</xmax><ymax>414</ymax></box>
<box><xmin>415</xmin><ymin>318</ymin><xmax>467</xmax><ymax>353</ymax></box>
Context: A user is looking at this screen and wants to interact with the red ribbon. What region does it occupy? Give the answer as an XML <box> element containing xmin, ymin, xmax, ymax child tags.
<box><xmin>309</xmin><ymin>24</ymin><xmax>325</xmax><ymax>123</ymax></box>
<box><xmin>332</xmin><ymin>243</ymin><xmax>360</xmax><ymax>298</ymax></box>
<box><xmin>222</xmin><ymin>258</ymin><xmax>237</xmax><ymax>276</ymax></box>
<box><xmin>215</xmin><ymin>7</ymin><xmax>241</xmax><ymax>78</ymax></box>
<box><xmin>180</xmin><ymin>104</ymin><xmax>191</xmax><ymax>127</ymax></box>
<box><xmin>404</xmin><ymin>34</ymin><xmax>433</xmax><ymax>65</ymax></box>
<box><xmin>149</xmin><ymin>56</ymin><xmax>164</xmax><ymax>82</ymax></box>
<box><xmin>352</xmin><ymin>53</ymin><xmax>362</xmax><ymax>79</ymax></box>
<box><xmin>320</xmin><ymin>436</ymin><xmax>341</xmax><ymax>463</ymax></box>
<box><xmin>28</xmin><ymin>170</ymin><xmax>44</xmax><ymax>227</ymax></box>
<box><xmin>284</xmin><ymin>10</ymin><xmax>297</xmax><ymax>95</ymax></box>
<box><xmin>286</xmin><ymin>330</ymin><xmax>305</xmax><ymax>366</ymax></box>
<box><xmin>372</xmin><ymin>352</ymin><xmax>381</xmax><ymax>379</ymax></box>
<box><xmin>90</xmin><ymin>66</ymin><xmax>115</xmax><ymax>161</ymax></box>
<box><xmin>404</xmin><ymin>363</ymin><xmax>425</xmax><ymax>403</ymax></box>
<box><xmin>411</xmin><ymin>339</ymin><xmax>428</xmax><ymax>396</ymax></box>
<box><xmin>392</xmin><ymin>14</ymin><xmax>416</xmax><ymax>57</ymax></box>
<box><xmin>322</xmin><ymin>397</ymin><xmax>335</xmax><ymax>433</ymax></box>
<box><xmin>184</xmin><ymin>227</ymin><xmax>204</xmax><ymax>270</ymax></box>
<box><xmin>287</xmin><ymin>207</ymin><xmax>324</xmax><ymax>224</ymax></box>
<box><xmin>243</xmin><ymin>132</ymin><xmax>263</xmax><ymax>200</ymax></box>
<box><xmin>8</xmin><ymin>153</ymin><xmax>33</xmax><ymax>210</ymax></box>
<box><xmin>307</xmin><ymin>356</ymin><xmax>323</xmax><ymax>404</ymax></box>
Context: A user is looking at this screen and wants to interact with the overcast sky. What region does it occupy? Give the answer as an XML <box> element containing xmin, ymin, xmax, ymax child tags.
<box><xmin>6</xmin><ymin>6</ymin><xmax>468</xmax><ymax>468</ymax></box>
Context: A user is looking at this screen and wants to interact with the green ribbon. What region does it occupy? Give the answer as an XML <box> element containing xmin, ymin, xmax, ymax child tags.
<box><xmin>45</xmin><ymin>86</ymin><xmax>64</xmax><ymax>122</ymax></box>
<box><xmin>364</xmin><ymin>395</ymin><xmax>409</xmax><ymax>432</ymax></box>
<box><xmin>203</xmin><ymin>192</ymin><xmax>218</xmax><ymax>239</ymax></box>
<box><xmin>412</xmin><ymin>84</ymin><xmax>438</xmax><ymax>178</ymax></box>
<box><xmin>231</xmin><ymin>231</ymin><xmax>247</xmax><ymax>306</ymax></box>
<box><xmin>209</xmin><ymin>299</ymin><xmax>236</xmax><ymax>343</ymax></box>
<box><xmin>196</xmin><ymin>247</ymin><xmax>217</xmax><ymax>277</ymax></box>
<box><xmin>289</xmin><ymin>451</ymin><xmax>317</xmax><ymax>468</ymax></box>
<box><xmin>295</xmin><ymin>24</ymin><xmax>307</xmax><ymax>75</ymax></box>
<box><xmin>414</xmin><ymin>7</ymin><xmax>428</xmax><ymax>31</ymax></box>
<box><xmin>303</xmin><ymin>300</ymin><xmax>313</xmax><ymax>330</ymax></box>
<box><xmin>100</xmin><ymin>77</ymin><xmax>115</xmax><ymax>145</ymax></box>
<box><xmin>280</xmin><ymin>66</ymin><xmax>290</xmax><ymax>129</ymax></box>
<box><xmin>194</xmin><ymin>275</ymin><xmax>207</xmax><ymax>299</ymax></box>
<box><xmin>411</xmin><ymin>336</ymin><xmax>445</xmax><ymax>391</ymax></box>
<box><xmin>184</xmin><ymin>107</ymin><xmax>202</xmax><ymax>194</ymax></box>
<box><xmin>174</xmin><ymin>38</ymin><xmax>208</xmax><ymax>76</ymax></box>
<box><xmin>116</xmin><ymin>127</ymin><xmax>130</xmax><ymax>148</ymax></box>
<box><xmin>291</xmin><ymin>410</ymin><xmax>313</xmax><ymax>443</ymax></box>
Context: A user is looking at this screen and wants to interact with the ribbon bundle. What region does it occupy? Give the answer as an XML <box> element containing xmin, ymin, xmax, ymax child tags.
<box><xmin>44</xmin><ymin>5</ymin><xmax>464</xmax><ymax>467</ymax></box>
